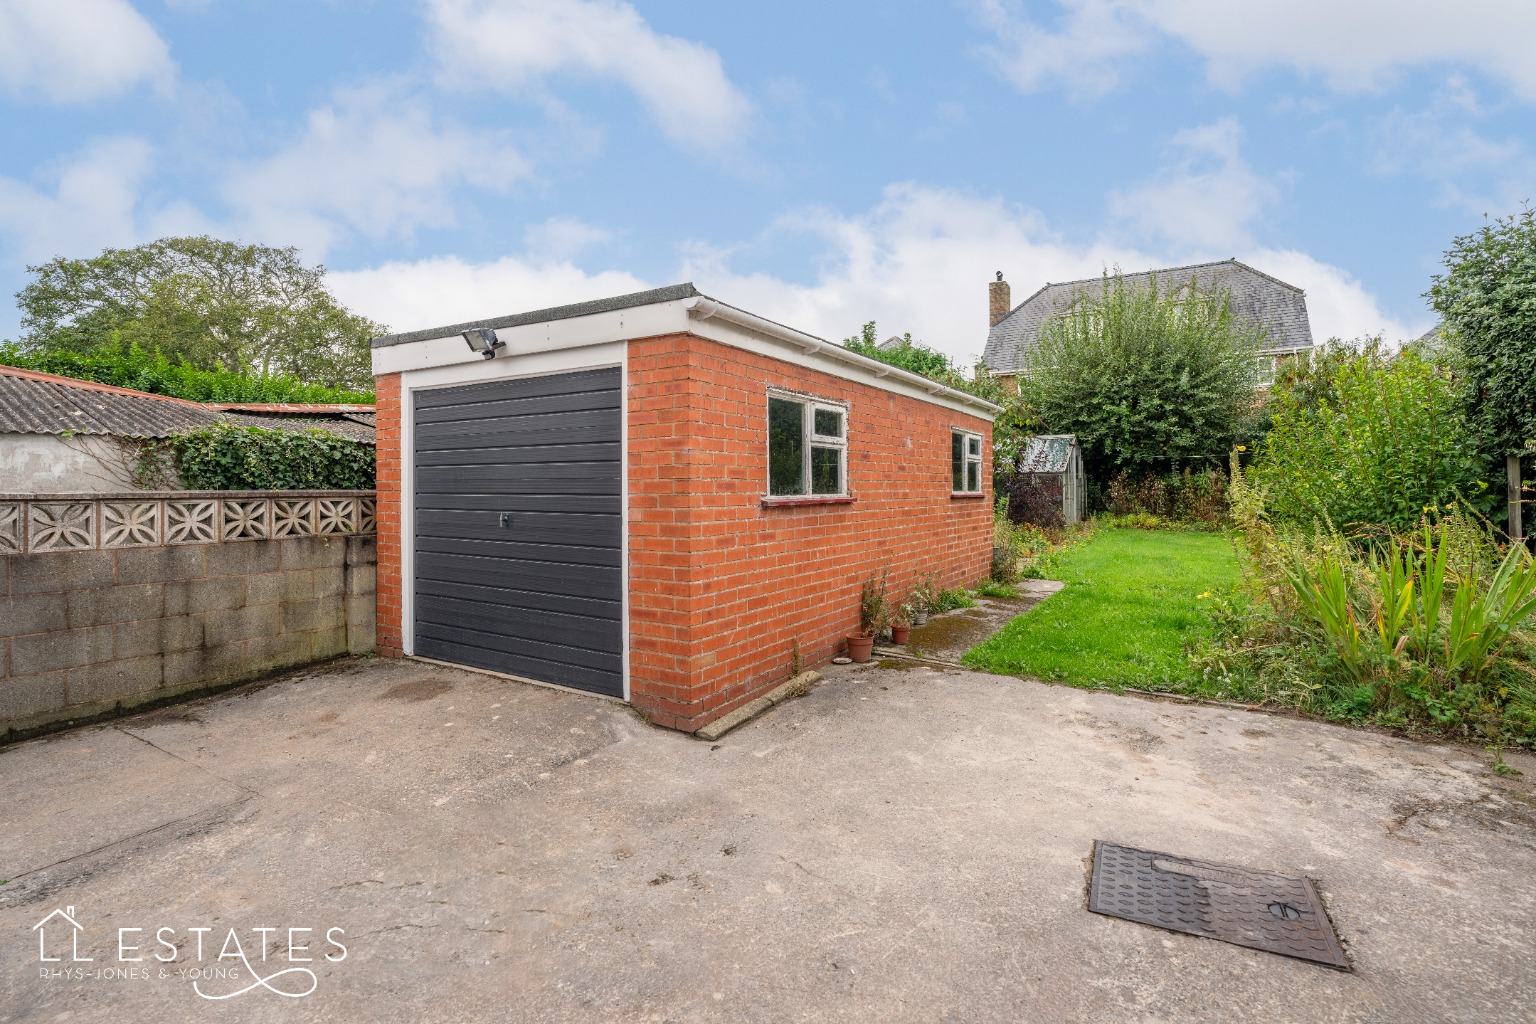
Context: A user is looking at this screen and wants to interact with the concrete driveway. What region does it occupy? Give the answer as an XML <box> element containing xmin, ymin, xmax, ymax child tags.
<box><xmin>2</xmin><ymin>655</ymin><xmax>1534</xmax><ymax>1023</ymax></box>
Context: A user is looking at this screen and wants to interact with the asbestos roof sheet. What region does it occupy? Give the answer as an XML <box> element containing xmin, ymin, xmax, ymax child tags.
<box><xmin>0</xmin><ymin>366</ymin><xmax>375</xmax><ymax>444</ymax></box>
<box><xmin>984</xmin><ymin>259</ymin><xmax>1315</xmax><ymax>375</ymax></box>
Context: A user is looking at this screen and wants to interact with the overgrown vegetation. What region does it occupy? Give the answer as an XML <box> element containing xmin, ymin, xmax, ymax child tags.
<box><xmin>1428</xmin><ymin>206</ymin><xmax>1536</xmax><ymax>531</ymax></box>
<box><xmin>151</xmin><ymin>423</ymin><xmax>374</xmax><ymax>491</ymax></box>
<box><xmin>1192</xmin><ymin>458</ymin><xmax>1536</xmax><ymax>746</ymax></box>
<box><xmin>15</xmin><ymin>236</ymin><xmax>384</xmax><ymax>391</ymax></box>
<box><xmin>991</xmin><ymin>498</ymin><xmax>1093</xmax><ymax>580</ymax></box>
<box><xmin>0</xmin><ymin>340</ymin><xmax>373</xmax><ymax>404</ymax></box>
<box><xmin>1020</xmin><ymin>272</ymin><xmax>1264</xmax><ymax>483</ymax></box>
<box><xmin>1103</xmin><ymin>468</ymin><xmax>1228</xmax><ymax>529</ymax></box>
<box><xmin>1250</xmin><ymin>342</ymin><xmax>1488</xmax><ymax>530</ymax></box>
<box><xmin>964</xmin><ymin>528</ymin><xmax>1240</xmax><ymax>686</ymax></box>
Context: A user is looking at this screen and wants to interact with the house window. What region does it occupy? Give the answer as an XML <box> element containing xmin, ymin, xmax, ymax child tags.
<box><xmin>1255</xmin><ymin>354</ymin><xmax>1277</xmax><ymax>386</ymax></box>
<box><xmin>768</xmin><ymin>392</ymin><xmax>847</xmax><ymax>496</ymax></box>
<box><xmin>952</xmin><ymin>430</ymin><xmax>982</xmax><ymax>493</ymax></box>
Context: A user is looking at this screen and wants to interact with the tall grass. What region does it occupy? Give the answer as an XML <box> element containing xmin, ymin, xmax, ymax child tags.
<box><xmin>1198</xmin><ymin>453</ymin><xmax>1536</xmax><ymax>744</ymax></box>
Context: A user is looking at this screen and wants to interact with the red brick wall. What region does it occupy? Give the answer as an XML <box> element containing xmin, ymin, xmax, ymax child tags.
<box><xmin>628</xmin><ymin>333</ymin><xmax>993</xmax><ymax>731</ymax></box>
<box><xmin>374</xmin><ymin>372</ymin><xmax>404</xmax><ymax>658</ymax></box>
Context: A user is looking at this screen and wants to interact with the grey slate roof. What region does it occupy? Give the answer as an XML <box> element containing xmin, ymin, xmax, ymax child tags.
<box><xmin>983</xmin><ymin>260</ymin><xmax>1314</xmax><ymax>375</ymax></box>
<box><xmin>1017</xmin><ymin>434</ymin><xmax>1076</xmax><ymax>475</ymax></box>
<box><xmin>372</xmin><ymin>283</ymin><xmax>701</xmax><ymax>348</ymax></box>
<box><xmin>0</xmin><ymin>367</ymin><xmax>375</xmax><ymax>444</ymax></box>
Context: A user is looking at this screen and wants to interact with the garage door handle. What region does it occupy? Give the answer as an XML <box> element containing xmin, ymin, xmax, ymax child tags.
<box><xmin>499</xmin><ymin>513</ymin><xmax>514</xmax><ymax>528</ymax></box>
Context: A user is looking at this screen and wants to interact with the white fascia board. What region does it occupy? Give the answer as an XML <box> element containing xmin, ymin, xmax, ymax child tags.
<box><xmin>372</xmin><ymin>301</ymin><xmax>689</xmax><ymax>378</ymax></box>
<box><xmin>373</xmin><ymin>296</ymin><xmax>1000</xmax><ymax>422</ymax></box>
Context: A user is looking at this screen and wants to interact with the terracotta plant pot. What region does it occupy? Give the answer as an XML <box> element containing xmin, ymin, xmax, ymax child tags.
<box><xmin>890</xmin><ymin>624</ymin><xmax>910</xmax><ymax>645</ymax></box>
<box><xmin>846</xmin><ymin>633</ymin><xmax>875</xmax><ymax>663</ymax></box>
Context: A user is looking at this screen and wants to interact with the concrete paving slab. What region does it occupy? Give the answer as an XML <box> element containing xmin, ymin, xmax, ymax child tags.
<box><xmin>1</xmin><ymin>656</ymin><xmax>1533</xmax><ymax>1023</ymax></box>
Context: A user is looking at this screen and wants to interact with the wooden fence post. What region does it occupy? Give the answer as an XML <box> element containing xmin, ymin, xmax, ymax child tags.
<box><xmin>1511</xmin><ymin>454</ymin><xmax>1525</xmax><ymax>545</ymax></box>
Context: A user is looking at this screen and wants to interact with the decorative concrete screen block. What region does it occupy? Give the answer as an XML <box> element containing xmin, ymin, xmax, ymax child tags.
<box><xmin>0</xmin><ymin>502</ymin><xmax>20</xmax><ymax>553</ymax></box>
<box><xmin>222</xmin><ymin>498</ymin><xmax>270</xmax><ymax>541</ymax></box>
<box><xmin>0</xmin><ymin>492</ymin><xmax>374</xmax><ymax>554</ymax></box>
<box><xmin>272</xmin><ymin>498</ymin><xmax>316</xmax><ymax>537</ymax></box>
<box><xmin>166</xmin><ymin>499</ymin><xmax>218</xmax><ymax>545</ymax></box>
<box><xmin>29</xmin><ymin>502</ymin><xmax>94</xmax><ymax>551</ymax></box>
<box><xmin>317</xmin><ymin>497</ymin><xmax>356</xmax><ymax>535</ymax></box>
<box><xmin>102</xmin><ymin>501</ymin><xmax>162</xmax><ymax>548</ymax></box>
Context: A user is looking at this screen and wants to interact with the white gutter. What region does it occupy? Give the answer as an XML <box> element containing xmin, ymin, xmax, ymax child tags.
<box><xmin>683</xmin><ymin>296</ymin><xmax>1003</xmax><ymax>416</ymax></box>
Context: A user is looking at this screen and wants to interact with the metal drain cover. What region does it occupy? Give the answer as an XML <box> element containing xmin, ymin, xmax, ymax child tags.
<box><xmin>1088</xmin><ymin>841</ymin><xmax>1350</xmax><ymax>970</ymax></box>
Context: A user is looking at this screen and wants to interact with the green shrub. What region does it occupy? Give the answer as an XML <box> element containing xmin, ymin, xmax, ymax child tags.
<box><xmin>0</xmin><ymin>340</ymin><xmax>373</xmax><ymax>404</ymax></box>
<box><xmin>1200</xmin><ymin>457</ymin><xmax>1536</xmax><ymax>745</ymax></box>
<box><xmin>1250</xmin><ymin>344</ymin><xmax>1489</xmax><ymax>531</ymax></box>
<box><xmin>1021</xmin><ymin>270</ymin><xmax>1264</xmax><ymax>482</ymax></box>
<box><xmin>1104</xmin><ymin>468</ymin><xmax>1227</xmax><ymax>527</ymax></box>
<box><xmin>157</xmin><ymin>423</ymin><xmax>374</xmax><ymax>490</ymax></box>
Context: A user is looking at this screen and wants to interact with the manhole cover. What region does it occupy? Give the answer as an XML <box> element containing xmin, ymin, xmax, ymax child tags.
<box><xmin>1087</xmin><ymin>841</ymin><xmax>1350</xmax><ymax>970</ymax></box>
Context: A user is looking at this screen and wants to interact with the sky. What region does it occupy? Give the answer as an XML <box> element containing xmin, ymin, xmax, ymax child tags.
<box><xmin>1</xmin><ymin>0</ymin><xmax>1533</xmax><ymax>367</ymax></box>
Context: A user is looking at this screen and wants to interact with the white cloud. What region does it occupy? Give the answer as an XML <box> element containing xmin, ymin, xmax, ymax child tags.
<box><xmin>0</xmin><ymin>0</ymin><xmax>173</xmax><ymax>102</ymax></box>
<box><xmin>976</xmin><ymin>0</ymin><xmax>1536</xmax><ymax>99</ymax></box>
<box><xmin>973</xmin><ymin>0</ymin><xmax>1147</xmax><ymax>97</ymax></box>
<box><xmin>1372</xmin><ymin>78</ymin><xmax>1534</xmax><ymax>215</ymax></box>
<box><xmin>330</xmin><ymin>184</ymin><xmax>1425</xmax><ymax>359</ymax></box>
<box><xmin>1248</xmin><ymin>248</ymin><xmax>1429</xmax><ymax>343</ymax></box>
<box><xmin>0</xmin><ymin>137</ymin><xmax>206</xmax><ymax>265</ymax></box>
<box><xmin>329</xmin><ymin>254</ymin><xmax>647</xmax><ymax>335</ymax></box>
<box><xmin>425</xmin><ymin>0</ymin><xmax>752</xmax><ymax>151</ymax></box>
<box><xmin>521</xmin><ymin>216</ymin><xmax>612</xmax><ymax>262</ymax></box>
<box><xmin>222</xmin><ymin>85</ymin><xmax>529</xmax><ymax>257</ymax></box>
<box><xmin>1108</xmin><ymin>118</ymin><xmax>1281</xmax><ymax>251</ymax></box>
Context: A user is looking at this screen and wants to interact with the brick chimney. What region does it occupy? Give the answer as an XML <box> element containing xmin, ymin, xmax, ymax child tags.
<box><xmin>989</xmin><ymin>271</ymin><xmax>1011</xmax><ymax>326</ymax></box>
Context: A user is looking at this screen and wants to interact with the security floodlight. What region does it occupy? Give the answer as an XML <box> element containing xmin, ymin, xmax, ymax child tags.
<box><xmin>462</xmin><ymin>327</ymin><xmax>505</xmax><ymax>359</ymax></box>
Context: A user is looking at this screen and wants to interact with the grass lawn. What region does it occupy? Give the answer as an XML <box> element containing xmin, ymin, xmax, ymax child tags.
<box><xmin>964</xmin><ymin>528</ymin><xmax>1240</xmax><ymax>688</ymax></box>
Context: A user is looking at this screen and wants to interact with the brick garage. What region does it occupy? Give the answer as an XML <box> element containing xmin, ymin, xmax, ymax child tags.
<box><xmin>371</xmin><ymin>285</ymin><xmax>998</xmax><ymax>733</ymax></box>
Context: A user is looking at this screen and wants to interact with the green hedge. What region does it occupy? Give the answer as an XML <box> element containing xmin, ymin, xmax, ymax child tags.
<box><xmin>159</xmin><ymin>424</ymin><xmax>374</xmax><ymax>490</ymax></box>
<box><xmin>0</xmin><ymin>341</ymin><xmax>374</xmax><ymax>404</ymax></box>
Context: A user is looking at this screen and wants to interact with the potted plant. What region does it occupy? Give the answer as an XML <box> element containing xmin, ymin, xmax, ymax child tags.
<box><xmin>889</xmin><ymin>601</ymin><xmax>913</xmax><ymax>645</ymax></box>
<box><xmin>847</xmin><ymin>570</ymin><xmax>887</xmax><ymax>663</ymax></box>
<box><xmin>908</xmin><ymin>571</ymin><xmax>936</xmax><ymax>626</ymax></box>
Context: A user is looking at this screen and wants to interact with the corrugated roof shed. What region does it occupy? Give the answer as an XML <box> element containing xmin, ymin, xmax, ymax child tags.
<box><xmin>983</xmin><ymin>259</ymin><xmax>1315</xmax><ymax>376</ymax></box>
<box><xmin>0</xmin><ymin>366</ymin><xmax>375</xmax><ymax>443</ymax></box>
<box><xmin>1017</xmin><ymin>434</ymin><xmax>1075</xmax><ymax>475</ymax></box>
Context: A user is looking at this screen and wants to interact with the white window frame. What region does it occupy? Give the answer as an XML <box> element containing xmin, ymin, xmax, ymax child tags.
<box><xmin>766</xmin><ymin>389</ymin><xmax>849</xmax><ymax>498</ymax></box>
<box><xmin>952</xmin><ymin>428</ymin><xmax>983</xmax><ymax>494</ymax></box>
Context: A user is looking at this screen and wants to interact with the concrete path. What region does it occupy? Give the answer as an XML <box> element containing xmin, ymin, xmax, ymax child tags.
<box><xmin>2</xmin><ymin>656</ymin><xmax>1534</xmax><ymax>1023</ymax></box>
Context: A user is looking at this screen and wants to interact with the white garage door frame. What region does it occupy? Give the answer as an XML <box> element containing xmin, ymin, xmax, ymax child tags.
<box><xmin>396</xmin><ymin>340</ymin><xmax>630</xmax><ymax>702</ymax></box>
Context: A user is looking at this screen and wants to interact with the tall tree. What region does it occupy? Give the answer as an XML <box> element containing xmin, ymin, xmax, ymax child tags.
<box><xmin>1022</xmin><ymin>272</ymin><xmax>1264</xmax><ymax>482</ymax></box>
<box><xmin>1428</xmin><ymin>208</ymin><xmax>1536</xmax><ymax>533</ymax></box>
<box><xmin>16</xmin><ymin>237</ymin><xmax>385</xmax><ymax>390</ymax></box>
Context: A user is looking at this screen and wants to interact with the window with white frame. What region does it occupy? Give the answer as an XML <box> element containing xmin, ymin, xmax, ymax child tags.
<box><xmin>1255</xmin><ymin>354</ymin><xmax>1278</xmax><ymax>386</ymax></box>
<box><xmin>768</xmin><ymin>391</ymin><xmax>847</xmax><ymax>497</ymax></box>
<box><xmin>952</xmin><ymin>430</ymin><xmax>982</xmax><ymax>493</ymax></box>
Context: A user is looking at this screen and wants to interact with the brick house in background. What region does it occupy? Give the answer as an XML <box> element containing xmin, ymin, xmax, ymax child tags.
<box><xmin>370</xmin><ymin>284</ymin><xmax>999</xmax><ymax>733</ymax></box>
<box><xmin>981</xmin><ymin>259</ymin><xmax>1316</xmax><ymax>389</ymax></box>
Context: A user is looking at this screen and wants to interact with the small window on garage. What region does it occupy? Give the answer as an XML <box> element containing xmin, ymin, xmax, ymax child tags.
<box><xmin>768</xmin><ymin>392</ymin><xmax>847</xmax><ymax>496</ymax></box>
<box><xmin>952</xmin><ymin>430</ymin><xmax>982</xmax><ymax>494</ymax></box>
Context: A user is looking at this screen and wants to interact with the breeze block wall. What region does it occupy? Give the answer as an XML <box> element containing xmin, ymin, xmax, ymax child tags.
<box><xmin>628</xmin><ymin>332</ymin><xmax>993</xmax><ymax>732</ymax></box>
<box><xmin>0</xmin><ymin>492</ymin><xmax>376</xmax><ymax>742</ymax></box>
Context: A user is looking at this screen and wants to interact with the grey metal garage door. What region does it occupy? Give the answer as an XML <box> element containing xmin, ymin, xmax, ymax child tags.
<box><xmin>413</xmin><ymin>367</ymin><xmax>623</xmax><ymax>697</ymax></box>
